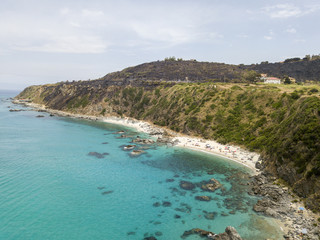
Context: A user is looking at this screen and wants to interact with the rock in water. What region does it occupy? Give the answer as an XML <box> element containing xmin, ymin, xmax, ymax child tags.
<box><xmin>200</xmin><ymin>178</ymin><xmax>222</xmax><ymax>192</ymax></box>
<box><xmin>179</xmin><ymin>181</ymin><xmax>196</xmax><ymax>190</ymax></box>
<box><xmin>219</xmin><ymin>226</ymin><xmax>242</xmax><ymax>240</ymax></box>
<box><xmin>195</xmin><ymin>196</ymin><xmax>211</xmax><ymax>202</ymax></box>
<box><xmin>88</xmin><ymin>152</ymin><xmax>105</xmax><ymax>159</ymax></box>
<box><xmin>143</xmin><ymin>237</ymin><xmax>157</xmax><ymax>240</ymax></box>
<box><xmin>181</xmin><ymin>226</ymin><xmax>242</xmax><ymax>240</ymax></box>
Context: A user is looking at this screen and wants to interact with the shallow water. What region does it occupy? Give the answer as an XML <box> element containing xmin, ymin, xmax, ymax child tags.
<box><xmin>0</xmin><ymin>90</ymin><xmax>282</xmax><ymax>240</ymax></box>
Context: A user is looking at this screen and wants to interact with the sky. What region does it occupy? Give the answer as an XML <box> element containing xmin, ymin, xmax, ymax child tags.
<box><xmin>1</xmin><ymin>0</ymin><xmax>320</xmax><ymax>90</ymax></box>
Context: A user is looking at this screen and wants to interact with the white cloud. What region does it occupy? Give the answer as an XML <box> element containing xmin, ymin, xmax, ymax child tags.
<box><xmin>264</xmin><ymin>4</ymin><xmax>301</xmax><ymax>18</ymax></box>
<box><xmin>237</xmin><ymin>33</ymin><xmax>249</xmax><ymax>39</ymax></box>
<box><xmin>81</xmin><ymin>9</ymin><xmax>104</xmax><ymax>18</ymax></box>
<box><xmin>264</xmin><ymin>30</ymin><xmax>274</xmax><ymax>40</ymax></box>
<box><xmin>294</xmin><ymin>39</ymin><xmax>306</xmax><ymax>43</ymax></box>
<box><xmin>129</xmin><ymin>18</ymin><xmax>196</xmax><ymax>46</ymax></box>
<box><xmin>14</xmin><ymin>35</ymin><xmax>108</xmax><ymax>54</ymax></box>
<box><xmin>60</xmin><ymin>8</ymin><xmax>70</xmax><ymax>15</ymax></box>
<box><xmin>263</xmin><ymin>4</ymin><xmax>320</xmax><ymax>19</ymax></box>
<box><xmin>286</xmin><ymin>27</ymin><xmax>297</xmax><ymax>34</ymax></box>
<box><xmin>0</xmin><ymin>8</ymin><xmax>108</xmax><ymax>54</ymax></box>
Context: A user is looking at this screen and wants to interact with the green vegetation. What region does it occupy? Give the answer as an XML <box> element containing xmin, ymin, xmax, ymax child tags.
<box><xmin>16</xmin><ymin>79</ymin><xmax>320</xmax><ymax>212</ymax></box>
<box><xmin>100</xmin><ymin>108</ymin><xmax>106</xmax><ymax>116</ymax></box>
<box><xmin>284</xmin><ymin>76</ymin><xmax>291</xmax><ymax>84</ymax></box>
<box><xmin>67</xmin><ymin>95</ymin><xmax>89</xmax><ymax>109</ymax></box>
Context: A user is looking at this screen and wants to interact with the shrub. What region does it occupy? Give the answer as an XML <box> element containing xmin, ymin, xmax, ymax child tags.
<box><xmin>155</xmin><ymin>88</ymin><xmax>161</xmax><ymax>97</ymax></box>
<box><xmin>112</xmin><ymin>99</ymin><xmax>120</xmax><ymax>105</ymax></box>
<box><xmin>290</xmin><ymin>91</ymin><xmax>300</xmax><ymax>100</ymax></box>
<box><xmin>100</xmin><ymin>108</ymin><xmax>106</xmax><ymax>115</ymax></box>
<box><xmin>309</xmin><ymin>88</ymin><xmax>319</xmax><ymax>94</ymax></box>
<box><xmin>210</xmin><ymin>103</ymin><xmax>216</xmax><ymax>109</ymax></box>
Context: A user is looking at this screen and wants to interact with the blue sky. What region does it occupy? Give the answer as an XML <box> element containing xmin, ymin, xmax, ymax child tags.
<box><xmin>1</xmin><ymin>0</ymin><xmax>320</xmax><ymax>90</ymax></box>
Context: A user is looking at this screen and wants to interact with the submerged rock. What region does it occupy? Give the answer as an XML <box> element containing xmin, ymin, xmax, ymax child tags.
<box><xmin>179</xmin><ymin>181</ymin><xmax>196</xmax><ymax>190</ymax></box>
<box><xmin>9</xmin><ymin>109</ymin><xmax>24</xmax><ymax>112</ymax></box>
<box><xmin>181</xmin><ymin>228</ymin><xmax>215</xmax><ymax>239</ymax></box>
<box><xmin>130</xmin><ymin>150</ymin><xmax>145</xmax><ymax>156</ymax></box>
<box><xmin>162</xmin><ymin>201</ymin><xmax>172</xmax><ymax>207</ymax></box>
<box><xmin>101</xmin><ymin>190</ymin><xmax>113</xmax><ymax>195</ymax></box>
<box><xmin>143</xmin><ymin>237</ymin><xmax>157</xmax><ymax>240</ymax></box>
<box><xmin>88</xmin><ymin>152</ymin><xmax>106</xmax><ymax>159</ymax></box>
<box><xmin>203</xmin><ymin>211</ymin><xmax>216</xmax><ymax>220</ymax></box>
<box><xmin>195</xmin><ymin>196</ymin><xmax>211</xmax><ymax>202</ymax></box>
<box><xmin>117</xmin><ymin>134</ymin><xmax>128</xmax><ymax>138</ymax></box>
<box><xmin>153</xmin><ymin>202</ymin><xmax>161</xmax><ymax>207</ymax></box>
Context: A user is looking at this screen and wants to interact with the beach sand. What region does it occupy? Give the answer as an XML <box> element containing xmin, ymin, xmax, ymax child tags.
<box><xmin>13</xmin><ymin>100</ymin><xmax>260</xmax><ymax>174</ymax></box>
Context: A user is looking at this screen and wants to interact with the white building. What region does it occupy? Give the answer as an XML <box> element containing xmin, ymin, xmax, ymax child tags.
<box><xmin>261</xmin><ymin>76</ymin><xmax>281</xmax><ymax>84</ymax></box>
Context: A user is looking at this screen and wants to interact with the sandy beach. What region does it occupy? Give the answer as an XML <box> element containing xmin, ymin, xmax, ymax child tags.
<box><xmin>100</xmin><ymin>116</ymin><xmax>260</xmax><ymax>173</ymax></box>
<box><xmin>13</xmin><ymin>100</ymin><xmax>260</xmax><ymax>174</ymax></box>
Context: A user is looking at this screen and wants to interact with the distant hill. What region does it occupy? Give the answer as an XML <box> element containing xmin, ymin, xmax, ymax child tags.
<box><xmin>98</xmin><ymin>58</ymin><xmax>320</xmax><ymax>84</ymax></box>
<box><xmin>244</xmin><ymin>58</ymin><xmax>320</xmax><ymax>82</ymax></box>
<box><xmin>99</xmin><ymin>60</ymin><xmax>249</xmax><ymax>83</ymax></box>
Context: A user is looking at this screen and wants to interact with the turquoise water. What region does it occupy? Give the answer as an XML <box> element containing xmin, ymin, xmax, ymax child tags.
<box><xmin>0</xmin><ymin>90</ymin><xmax>282</xmax><ymax>240</ymax></box>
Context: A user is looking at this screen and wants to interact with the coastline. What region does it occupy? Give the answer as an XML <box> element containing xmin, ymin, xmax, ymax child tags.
<box><xmin>13</xmin><ymin>100</ymin><xmax>320</xmax><ymax>239</ymax></box>
<box><xmin>13</xmin><ymin>100</ymin><xmax>260</xmax><ymax>174</ymax></box>
<box><xmin>102</xmin><ymin>117</ymin><xmax>260</xmax><ymax>173</ymax></box>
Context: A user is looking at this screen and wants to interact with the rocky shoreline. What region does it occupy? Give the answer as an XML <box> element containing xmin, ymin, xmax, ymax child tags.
<box><xmin>249</xmin><ymin>173</ymin><xmax>320</xmax><ymax>239</ymax></box>
<box><xmin>12</xmin><ymin>99</ymin><xmax>320</xmax><ymax>239</ymax></box>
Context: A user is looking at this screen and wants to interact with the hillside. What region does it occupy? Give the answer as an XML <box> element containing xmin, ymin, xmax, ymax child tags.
<box><xmin>99</xmin><ymin>60</ymin><xmax>247</xmax><ymax>83</ymax></box>
<box><xmin>244</xmin><ymin>58</ymin><xmax>320</xmax><ymax>82</ymax></box>
<box><xmin>98</xmin><ymin>57</ymin><xmax>320</xmax><ymax>83</ymax></box>
<box><xmin>17</xmin><ymin>78</ymin><xmax>320</xmax><ymax>211</ymax></box>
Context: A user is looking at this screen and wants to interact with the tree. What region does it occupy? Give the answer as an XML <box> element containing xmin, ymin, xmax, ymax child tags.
<box><xmin>242</xmin><ymin>70</ymin><xmax>260</xmax><ymax>83</ymax></box>
<box><xmin>303</xmin><ymin>55</ymin><xmax>311</xmax><ymax>61</ymax></box>
<box><xmin>284</xmin><ymin>76</ymin><xmax>291</xmax><ymax>84</ymax></box>
<box><xmin>164</xmin><ymin>56</ymin><xmax>176</xmax><ymax>61</ymax></box>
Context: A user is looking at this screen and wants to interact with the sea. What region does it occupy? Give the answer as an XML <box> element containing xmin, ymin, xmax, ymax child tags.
<box><xmin>0</xmin><ymin>90</ymin><xmax>283</xmax><ymax>240</ymax></box>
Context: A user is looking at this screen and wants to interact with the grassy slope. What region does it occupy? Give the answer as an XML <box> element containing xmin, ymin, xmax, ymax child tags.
<box><xmin>17</xmin><ymin>82</ymin><xmax>320</xmax><ymax>211</ymax></box>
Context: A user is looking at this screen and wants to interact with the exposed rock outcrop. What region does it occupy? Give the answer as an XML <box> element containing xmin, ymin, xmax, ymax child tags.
<box><xmin>181</xmin><ymin>226</ymin><xmax>242</xmax><ymax>240</ymax></box>
<box><xmin>249</xmin><ymin>172</ymin><xmax>320</xmax><ymax>240</ymax></box>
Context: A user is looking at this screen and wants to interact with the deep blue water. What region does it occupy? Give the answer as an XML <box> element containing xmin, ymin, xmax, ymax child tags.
<box><xmin>0</xmin><ymin>90</ymin><xmax>282</xmax><ymax>239</ymax></box>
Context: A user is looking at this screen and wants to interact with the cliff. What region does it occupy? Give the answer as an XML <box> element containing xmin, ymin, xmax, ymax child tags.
<box><xmin>16</xmin><ymin>60</ymin><xmax>320</xmax><ymax>211</ymax></box>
